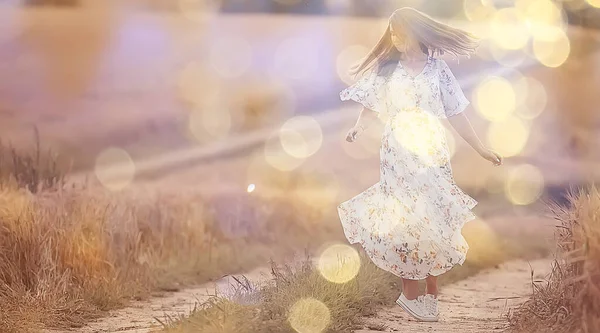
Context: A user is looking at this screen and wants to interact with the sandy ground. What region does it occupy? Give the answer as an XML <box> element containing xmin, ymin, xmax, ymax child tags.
<box><xmin>58</xmin><ymin>266</ymin><xmax>273</xmax><ymax>333</ymax></box>
<box><xmin>356</xmin><ymin>258</ymin><xmax>552</xmax><ymax>333</ymax></box>
<box><xmin>52</xmin><ymin>257</ymin><xmax>551</xmax><ymax>333</ymax></box>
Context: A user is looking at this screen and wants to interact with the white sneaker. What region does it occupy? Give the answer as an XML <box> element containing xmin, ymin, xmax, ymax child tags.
<box><xmin>396</xmin><ymin>293</ymin><xmax>437</xmax><ymax>322</ymax></box>
<box><xmin>423</xmin><ymin>294</ymin><xmax>439</xmax><ymax>318</ymax></box>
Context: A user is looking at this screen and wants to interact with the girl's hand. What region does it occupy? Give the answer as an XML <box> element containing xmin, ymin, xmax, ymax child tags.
<box><xmin>479</xmin><ymin>148</ymin><xmax>503</xmax><ymax>166</ymax></box>
<box><xmin>346</xmin><ymin>125</ymin><xmax>365</xmax><ymax>142</ymax></box>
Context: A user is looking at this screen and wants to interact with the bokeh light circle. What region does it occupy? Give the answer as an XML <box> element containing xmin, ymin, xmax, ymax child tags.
<box><xmin>515</xmin><ymin>0</ymin><xmax>567</xmax><ymax>41</ymax></box>
<box><xmin>586</xmin><ymin>0</ymin><xmax>600</xmax><ymax>8</ymax></box>
<box><xmin>490</xmin><ymin>43</ymin><xmax>528</xmax><ymax>68</ymax></box>
<box><xmin>288</xmin><ymin>298</ymin><xmax>331</xmax><ymax>333</ymax></box>
<box><xmin>486</xmin><ymin>115</ymin><xmax>530</xmax><ymax>157</ymax></box>
<box><xmin>474</xmin><ymin>76</ymin><xmax>516</xmax><ymax>122</ymax></box>
<box><xmin>490</xmin><ymin>8</ymin><xmax>530</xmax><ymax>50</ymax></box>
<box><xmin>532</xmin><ymin>29</ymin><xmax>571</xmax><ymax>67</ymax></box>
<box><xmin>317</xmin><ymin>243</ymin><xmax>361</xmax><ymax>284</ymax></box>
<box><xmin>462</xmin><ymin>218</ymin><xmax>501</xmax><ymax>263</ymax></box>
<box><xmin>463</xmin><ymin>0</ymin><xmax>497</xmax><ymax>22</ymax></box>
<box><xmin>279</xmin><ymin>116</ymin><xmax>323</xmax><ymax>159</ymax></box>
<box><xmin>264</xmin><ymin>130</ymin><xmax>305</xmax><ymax>171</ymax></box>
<box><xmin>391</xmin><ymin>113</ymin><xmax>447</xmax><ymax>167</ymax></box>
<box><xmin>505</xmin><ymin>164</ymin><xmax>545</xmax><ymax>205</ymax></box>
<box><xmin>94</xmin><ymin>148</ymin><xmax>136</xmax><ymax>191</ymax></box>
<box><xmin>509</xmin><ymin>71</ymin><xmax>529</xmax><ymax>109</ymax></box>
<box><xmin>515</xmin><ymin>76</ymin><xmax>548</xmax><ymax>120</ymax></box>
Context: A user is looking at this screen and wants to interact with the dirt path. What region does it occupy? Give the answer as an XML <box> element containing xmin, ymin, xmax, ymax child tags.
<box><xmin>356</xmin><ymin>258</ymin><xmax>552</xmax><ymax>333</ymax></box>
<box><xmin>69</xmin><ymin>266</ymin><xmax>273</xmax><ymax>333</ymax></box>
<box><xmin>63</xmin><ymin>257</ymin><xmax>551</xmax><ymax>333</ymax></box>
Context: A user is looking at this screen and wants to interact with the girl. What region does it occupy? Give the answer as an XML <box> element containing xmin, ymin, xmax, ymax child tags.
<box><xmin>337</xmin><ymin>7</ymin><xmax>503</xmax><ymax>322</ymax></box>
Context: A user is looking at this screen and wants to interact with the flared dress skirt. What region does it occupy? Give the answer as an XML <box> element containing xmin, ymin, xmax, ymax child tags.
<box><xmin>337</xmin><ymin>110</ymin><xmax>478</xmax><ymax>280</ymax></box>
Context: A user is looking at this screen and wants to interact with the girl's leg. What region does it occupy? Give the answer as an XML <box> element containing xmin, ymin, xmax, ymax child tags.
<box><xmin>425</xmin><ymin>274</ymin><xmax>438</xmax><ymax>297</ymax></box>
<box><xmin>401</xmin><ymin>278</ymin><xmax>421</xmax><ymax>300</ymax></box>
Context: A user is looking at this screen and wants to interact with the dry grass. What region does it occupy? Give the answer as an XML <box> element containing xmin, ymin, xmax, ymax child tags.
<box><xmin>0</xmin><ymin>127</ymin><xmax>69</xmax><ymax>193</ymax></box>
<box><xmin>0</xmin><ymin>186</ymin><xmax>334</xmax><ymax>332</ymax></box>
<box><xmin>0</xmin><ymin>136</ymin><xmax>552</xmax><ymax>333</ymax></box>
<box><xmin>159</xmin><ymin>252</ymin><xmax>397</xmax><ymax>333</ymax></box>
<box><xmin>0</xmin><ymin>141</ymin><xmax>343</xmax><ymax>332</ymax></box>
<box><xmin>508</xmin><ymin>185</ymin><xmax>600</xmax><ymax>333</ymax></box>
<box><xmin>160</xmin><ymin>214</ymin><xmax>548</xmax><ymax>333</ymax></box>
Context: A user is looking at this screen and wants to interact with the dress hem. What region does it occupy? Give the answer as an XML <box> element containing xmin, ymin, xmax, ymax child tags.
<box><xmin>337</xmin><ymin>187</ymin><xmax>478</xmax><ymax>280</ymax></box>
<box><xmin>342</xmin><ymin>210</ymin><xmax>477</xmax><ymax>280</ymax></box>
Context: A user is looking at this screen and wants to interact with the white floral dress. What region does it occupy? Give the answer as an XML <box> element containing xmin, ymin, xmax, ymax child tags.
<box><xmin>337</xmin><ymin>56</ymin><xmax>478</xmax><ymax>280</ymax></box>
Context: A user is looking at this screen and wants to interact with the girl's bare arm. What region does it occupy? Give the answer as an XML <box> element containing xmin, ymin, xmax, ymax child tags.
<box><xmin>346</xmin><ymin>107</ymin><xmax>379</xmax><ymax>142</ymax></box>
<box><xmin>354</xmin><ymin>107</ymin><xmax>379</xmax><ymax>130</ymax></box>
<box><xmin>447</xmin><ymin>112</ymin><xmax>485</xmax><ymax>154</ymax></box>
<box><xmin>447</xmin><ymin>111</ymin><xmax>503</xmax><ymax>165</ymax></box>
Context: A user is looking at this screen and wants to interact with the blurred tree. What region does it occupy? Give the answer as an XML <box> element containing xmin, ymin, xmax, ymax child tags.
<box><xmin>221</xmin><ymin>0</ymin><xmax>274</xmax><ymax>12</ymax></box>
<box><xmin>349</xmin><ymin>0</ymin><xmax>381</xmax><ymax>17</ymax></box>
<box><xmin>218</xmin><ymin>0</ymin><xmax>599</xmax><ymax>27</ymax></box>
<box><xmin>564</xmin><ymin>6</ymin><xmax>600</xmax><ymax>29</ymax></box>
<box><xmin>20</xmin><ymin>0</ymin><xmax>113</xmax><ymax>100</ymax></box>
<box><xmin>24</xmin><ymin>0</ymin><xmax>79</xmax><ymax>5</ymax></box>
<box><xmin>219</xmin><ymin>0</ymin><xmax>465</xmax><ymax>17</ymax></box>
<box><xmin>271</xmin><ymin>0</ymin><xmax>327</xmax><ymax>14</ymax></box>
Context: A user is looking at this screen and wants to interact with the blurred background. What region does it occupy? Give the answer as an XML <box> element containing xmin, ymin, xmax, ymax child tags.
<box><xmin>0</xmin><ymin>0</ymin><xmax>598</xmax><ymax>210</ymax></box>
<box><xmin>0</xmin><ymin>1</ymin><xmax>599</xmax><ymax>330</ymax></box>
<box><xmin>1</xmin><ymin>0</ymin><xmax>598</xmax><ymax>199</ymax></box>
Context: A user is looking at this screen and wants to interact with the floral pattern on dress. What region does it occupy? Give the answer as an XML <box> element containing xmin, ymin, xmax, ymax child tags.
<box><xmin>337</xmin><ymin>57</ymin><xmax>478</xmax><ymax>280</ymax></box>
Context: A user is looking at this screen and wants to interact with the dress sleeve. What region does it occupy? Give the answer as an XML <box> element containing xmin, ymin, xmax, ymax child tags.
<box><xmin>339</xmin><ymin>68</ymin><xmax>386</xmax><ymax>114</ymax></box>
<box><xmin>438</xmin><ymin>59</ymin><xmax>470</xmax><ymax>117</ymax></box>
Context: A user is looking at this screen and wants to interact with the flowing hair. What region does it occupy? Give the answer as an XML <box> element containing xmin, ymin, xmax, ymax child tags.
<box><xmin>349</xmin><ymin>7</ymin><xmax>480</xmax><ymax>78</ymax></box>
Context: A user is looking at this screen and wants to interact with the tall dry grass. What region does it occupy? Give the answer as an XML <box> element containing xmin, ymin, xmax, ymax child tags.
<box><xmin>0</xmin><ymin>137</ymin><xmax>342</xmax><ymax>332</ymax></box>
<box><xmin>0</xmin><ymin>128</ymin><xmax>68</xmax><ymax>193</ymax></box>
<box><xmin>508</xmin><ymin>185</ymin><xmax>600</xmax><ymax>333</ymax></box>
<box><xmin>0</xmin><ymin>186</ymin><xmax>337</xmax><ymax>332</ymax></box>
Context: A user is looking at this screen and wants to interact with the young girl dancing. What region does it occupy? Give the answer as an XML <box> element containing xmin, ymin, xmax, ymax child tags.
<box><xmin>337</xmin><ymin>7</ymin><xmax>503</xmax><ymax>322</ymax></box>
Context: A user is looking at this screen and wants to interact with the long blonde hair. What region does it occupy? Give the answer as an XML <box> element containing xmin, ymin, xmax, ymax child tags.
<box><xmin>349</xmin><ymin>7</ymin><xmax>480</xmax><ymax>78</ymax></box>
